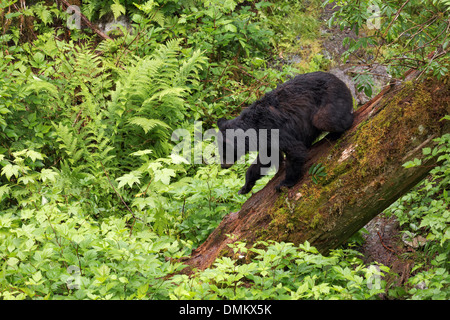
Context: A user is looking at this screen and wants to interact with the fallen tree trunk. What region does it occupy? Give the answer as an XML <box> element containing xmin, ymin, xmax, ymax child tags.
<box><xmin>185</xmin><ymin>73</ymin><xmax>449</xmax><ymax>271</ymax></box>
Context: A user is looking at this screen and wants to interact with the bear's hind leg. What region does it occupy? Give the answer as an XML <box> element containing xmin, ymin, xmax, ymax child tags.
<box><xmin>312</xmin><ymin>100</ymin><xmax>354</xmax><ymax>133</ymax></box>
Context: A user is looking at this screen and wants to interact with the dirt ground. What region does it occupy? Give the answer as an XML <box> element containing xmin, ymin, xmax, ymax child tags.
<box><xmin>359</xmin><ymin>215</ymin><xmax>417</xmax><ymax>290</ymax></box>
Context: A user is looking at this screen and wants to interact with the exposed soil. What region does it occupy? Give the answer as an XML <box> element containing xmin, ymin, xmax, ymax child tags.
<box><xmin>319</xmin><ymin>3</ymin><xmax>392</xmax><ymax>105</ymax></box>
<box><xmin>319</xmin><ymin>2</ymin><xmax>360</xmax><ymax>61</ymax></box>
<box><xmin>359</xmin><ymin>215</ymin><xmax>417</xmax><ymax>290</ymax></box>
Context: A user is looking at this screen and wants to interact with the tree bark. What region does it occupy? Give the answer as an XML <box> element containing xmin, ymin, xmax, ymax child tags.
<box><xmin>184</xmin><ymin>72</ymin><xmax>450</xmax><ymax>271</ymax></box>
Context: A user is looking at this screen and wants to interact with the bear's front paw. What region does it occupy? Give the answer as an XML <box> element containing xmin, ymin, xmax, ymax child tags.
<box><xmin>238</xmin><ymin>186</ymin><xmax>251</xmax><ymax>195</ymax></box>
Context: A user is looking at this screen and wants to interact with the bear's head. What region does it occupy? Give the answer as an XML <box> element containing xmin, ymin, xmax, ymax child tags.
<box><xmin>217</xmin><ymin>118</ymin><xmax>236</xmax><ymax>169</ymax></box>
<box><xmin>219</xmin><ymin>117</ymin><xmax>259</xmax><ymax>169</ymax></box>
<box><xmin>217</xmin><ymin>117</ymin><xmax>258</xmax><ymax>169</ymax></box>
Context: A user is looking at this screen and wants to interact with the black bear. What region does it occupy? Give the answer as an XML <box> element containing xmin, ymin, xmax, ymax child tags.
<box><xmin>217</xmin><ymin>71</ymin><xmax>354</xmax><ymax>194</ymax></box>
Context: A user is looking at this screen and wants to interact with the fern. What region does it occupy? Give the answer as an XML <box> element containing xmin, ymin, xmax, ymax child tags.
<box><xmin>152</xmin><ymin>38</ymin><xmax>181</xmax><ymax>63</ymax></box>
<box><xmin>32</xmin><ymin>3</ymin><xmax>53</xmax><ymax>25</ymax></box>
<box><xmin>134</xmin><ymin>0</ymin><xmax>165</xmax><ymax>26</ymax></box>
<box><xmin>3</xmin><ymin>29</ymin><xmax>206</xmax><ymax>216</ymax></box>
<box><xmin>53</xmin><ymin>123</ymin><xmax>86</xmax><ymax>165</ymax></box>
<box><xmin>25</xmin><ymin>77</ymin><xmax>59</xmax><ymax>99</ymax></box>
<box><xmin>151</xmin><ymin>10</ymin><xmax>166</xmax><ymax>27</ymax></box>
<box><xmin>111</xmin><ymin>0</ymin><xmax>126</xmax><ymax>20</ymax></box>
<box><xmin>177</xmin><ymin>49</ymin><xmax>207</xmax><ymax>87</ymax></box>
<box><xmin>129</xmin><ymin>117</ymin><xmax>170</xmax><ymax>134</ymax></box>
<box><xmin>106</xmin><ymin>39</ymin><xmax>206</xmax><ymax>160</ymax></box>
<box><xmin>81</xmin><ymin>0</ymin><xmax>102</xmax><ymax>20</ymax></box>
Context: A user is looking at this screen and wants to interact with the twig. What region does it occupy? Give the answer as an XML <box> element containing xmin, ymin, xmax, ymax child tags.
<box><xmin>403</xmin><ymin>23</ymin><xmax>449</xmax><ymax>57</ymax></box>
<box><xmin>417</xmin><ymin>18</ymin><xmax>450</xmax><ymax>79</ymax></box>
<box><xmin>404</xmin><ymin>15</ymin><xmax>438</xmax><ymax>48</ymax></box>
<box><xmin>55</xmin><ymin>0</ymin><xmax>112</xmax><ymax>41</ymax></box>
<box><xmin>382</xmin><ymin>0</ymin><xmax>411</xmax><ymax>39</ymax></box>
<box><xmin>72</xmin><ymin>109</ymin><xmax>83</xmax><ymax>127</ymax></box>
<box><xmin>143</xmin><ymin>176</ymin><xmax>153</xmax><ymax>198</ymax></box>
<box><xmin>377</xmin><ymin>231</ymin><xmax>396</xmax><ymax>253</ymax></box>
<box><xmin>115</xmin><ymin>28</ymin><xmax>143</xmax><ymax>67</ymax></box>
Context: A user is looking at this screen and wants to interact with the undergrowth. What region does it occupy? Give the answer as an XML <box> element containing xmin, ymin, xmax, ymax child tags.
<box><xmin>0</xmin><ymin>0</ymin><xmax>448</xmax><ymax>300</ymax></box>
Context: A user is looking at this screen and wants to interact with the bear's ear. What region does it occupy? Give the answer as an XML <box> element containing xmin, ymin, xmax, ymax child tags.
<box><xmin>217</xmin><ymin>117</ymin><xmax>227</xmax><ymax>128</ymax></box>
<box><xmin>266</xmin><ymin>92</ymin><xmax>279</xmax><ymax>108</ymax></box>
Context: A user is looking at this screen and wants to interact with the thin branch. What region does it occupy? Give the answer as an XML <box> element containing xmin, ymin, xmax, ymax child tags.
<box><xmin>382</xmin><ymin>0</ymin><xmax>411</xmax><ymax>39</ymax></box>
<box><xmin>377</xmin><ymin>231</ymin><xmax>396</xmax><ymax>254</ymax></box>
<box><xmin>55</xmin><ymin>0</ymin><xmax>112</xmax><ymax>41</ymax></box>
<box><xmin>404</xmin><ymin>15</ymin><xmax>439</xmax><ymax>49</ymax></box>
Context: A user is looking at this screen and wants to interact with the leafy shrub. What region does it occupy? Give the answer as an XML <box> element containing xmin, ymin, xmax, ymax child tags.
<box><xmin>325</xmin><ymin>0</ymin><xmax>450</xmax><ymax>92</ymax></box>
<box><xmin>170</xmin><ymin>241</ymin><xmax>389</xmax><ymax>300</ymax></box>
<box><xmin>385</xmin><ymin>119</ymin><xmax>450</xmax><ymax>300</ymax></box>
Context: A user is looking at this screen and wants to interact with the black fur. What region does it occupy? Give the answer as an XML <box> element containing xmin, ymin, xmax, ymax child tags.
<box><xmin>217</xmin><ymin>71</ymin><xmax>354</xmax><ymax>194</ymax></box>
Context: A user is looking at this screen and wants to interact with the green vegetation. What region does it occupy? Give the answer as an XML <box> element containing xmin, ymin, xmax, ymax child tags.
<box><xmin>327</xmin><ymin>0</ymin><xmax>450</xmax><ymax>94</ymax></box>
<box><xmin>0</xmin><ymin>0</ymin><xmax>448</xmax><ymax>300</ymax></box>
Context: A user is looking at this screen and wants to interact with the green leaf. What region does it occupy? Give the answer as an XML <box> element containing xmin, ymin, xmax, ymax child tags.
<box><xmin>170</xmin><ymin>153</ymin><xmax>190</xmax><ymax>164</ymax></box>
<box><xmin>154</xmin><ymin>168</ymin><xmax>175</xmax><ymax>185</ymax></box>
<box><xmin>116</xmin><ymin>171</ymin><xmax>142</xmax><ymax>189</ymax></box>
<box><xmin>137</xmin><ymin>283</ymin><xmax>149</xmax><ymax>299</ymax></box>
<box><xmin>402</xmin><ymin>158</ymin><xmax>422</xmax><ymax>168</ymax></box>
<box><xmin>1</xmin><ymin>163</ymin><xmax>20</xmax><ymax>180</ymax></box>
<box><xmin>131</xmin><ymin>149</ymin><xmax>153</xmax><ymax>157</ymax></box>
<box><xmin>34</xmin><ymin>4</ymin><xmax>52</xmax><ymax>25</ymax></box>
<box><xmin>119</xmin><ymin>277</ymin><xmax>128</xmax><ymax>284</ymax></box>
<box><xmin>223</xmin><ymin>23</ymin><xmax>237</xmax><ymax>33</ymax></box>
<box><xmin>99</xmin><ymin>264</ymin><xmax>110</xmax><ymax>276</ymax></box>
<box><xmin>26</xmin><ymin>150</ymin><xmax>44</xmax><ymax>162</ymax></box>
<box><xmin>26</xmin><ymin>77</ymin><xmax>58</xmax><ymax>97</ymax></box>
<box><xmin>33</xmin><ymin>52</ymin><xmax>45</xmax><ymax>65</ymax></box>
<box><xmin>7</xmin><ymin>257</ymin><xmax>19</xmax><ymax>267</ymax></box>
<box><xmin>146</xmin><ymin>162</ymin><xmax>162</xmax><ymax>172</ymax></box>
<box><xmin>129</xmin><ymin>117</ymin><xmax>170</xmax><ymax>134</ymax></box>
<box><xmin>32</xmin><ymin>271</ymin><xmax>42</xmax><ymax>283</ymax></box>
<box><xmin>18</xmin><ymin>175</ymin><xmax>36</xmax><ymax>185</ymax></box>
<box><xmin>134</xmin><ymin>0</ymin><xmax>158</xmax><ymax>14</ymax></box>
<box><xmin>422</xmin><ymin>147</ymin><xmax>431</xmax><ymax>155</ymax></box>
<box><xmin>111</xmin><ymin>0</ymin><xmax>126</xmax><ymax>20</ymax></box>
<box><xmin>40</xmin><ymin>169</ymin><xmax>58</xmax><ymax>183</ymax></box>
<box><xmin>0</xmin><ymin>185</ymin><xmax>10</xmax><ymax>198</ymax></box>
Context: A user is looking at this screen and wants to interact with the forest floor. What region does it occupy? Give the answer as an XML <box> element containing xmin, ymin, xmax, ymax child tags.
<box><xmin>360</xmin><ymin>214</ymin><xmax>419</xmax><ymax>293</ymax></box>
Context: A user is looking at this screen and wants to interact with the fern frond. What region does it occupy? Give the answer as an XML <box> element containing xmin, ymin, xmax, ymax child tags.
<box><xmin>74</xmin><ymin>48</ymin><xmax>103</xmax><ymax>77</ymax></box>
<box><xmin>152</xmin><ymin>10</ymin><xmax>165</xmax><ymax>27</ymax></box>
<box><xmin>25</xmin><ymin>78</ymin><xmax>59</xmax><ymax>98</ymax></box>
<box><xmin>154</xmin><ymin>87</ymin><xmax>186</xmax><ymax>101</ymax></box>
<box><xmin>81</xmin><ymin>0</ymin><xmax>101</xmax><ymax>20</ymax></box>
<box><xmin>152</xmin><ymin>38</ymin><xmax>181</xmax><ymax>62</ymax></box>
<box><xmin>128</xmin><ymin>117</ymin><xmax>170</xmax><ymax>134</ymax></box>
<box><xmin>176</xmin><ymin>49</ymin><xmax>207</xmax><ymax>86</ymax></box>
<box><xmin>53</xmin><ymin>123</ymin><xmax>86</xmax><ymax>164</ymax></box>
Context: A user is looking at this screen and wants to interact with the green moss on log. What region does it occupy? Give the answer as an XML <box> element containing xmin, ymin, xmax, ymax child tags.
<box><xmin>266</xmin><ymin>77</ymin><xmax>449</xmax><ymax>245</ymax></box>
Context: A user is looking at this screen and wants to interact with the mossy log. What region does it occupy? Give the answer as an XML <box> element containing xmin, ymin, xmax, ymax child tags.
<box><xmin>185</xmin><ymin>73</ymin><xmax>450</xmax><ymax>271</ymax></box>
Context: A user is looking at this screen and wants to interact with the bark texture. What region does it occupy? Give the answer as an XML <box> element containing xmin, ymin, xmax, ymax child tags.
<box><xmin>185</xmin><ymin>73</ymin><xmax>450</xmax><ymax>271</ymax></box>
